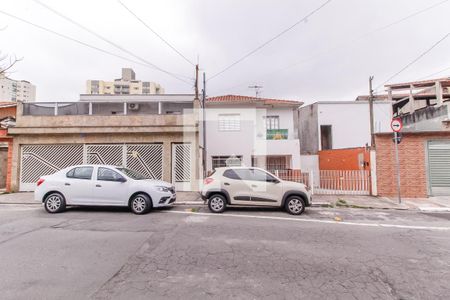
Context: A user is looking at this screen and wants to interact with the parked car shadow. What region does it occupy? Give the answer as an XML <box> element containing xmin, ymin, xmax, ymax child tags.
<box><xmin>64</xmin><ymin>205</ymin><xmax>176</xmax><ymax>214</ymax></box>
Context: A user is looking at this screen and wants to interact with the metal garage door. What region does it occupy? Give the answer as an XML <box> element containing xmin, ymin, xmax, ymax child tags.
<box><xmin>20</xmin><ymin>145</ymin><xmax>84</xmax><ymax>191</ymax></box>
<box><xmin>20</xmin><ymin>143</ymin><xmax>164</xmax><ymax>191</ymax></box>
<box><xmin>428</xmin><ymin>141</ymin><xmax>450</xmax><ymax>196</ymax></box>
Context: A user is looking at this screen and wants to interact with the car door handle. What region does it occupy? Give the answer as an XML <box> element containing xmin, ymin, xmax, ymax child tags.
<box><xmin>251</xmin><ymin>184</ymin><xmax>258</xmax><ymax>188</ymax></box>
<box><xmin>224</xmin><ymin>182</ymin><xmax>230</xmax><ymax>186</ymax></box>
<box><xmin>64</xmin><ymin>183</ymin><xmax>71</xmax><ymax>186</ymax></box>
<box><xmin>96</xmin><ymin>184</ymin><xmax>102</xmax><ymax>187</ymax></box>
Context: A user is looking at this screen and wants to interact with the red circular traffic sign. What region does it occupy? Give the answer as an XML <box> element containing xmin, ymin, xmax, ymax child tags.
<box><xmin>391</xmin><ymin>118</ymin><xmax>403</xmax><ymax>132</ymax></box>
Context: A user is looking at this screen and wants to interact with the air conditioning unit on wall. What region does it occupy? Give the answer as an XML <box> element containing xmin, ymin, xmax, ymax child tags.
<box><xmin>128</xmin><ymin>103</ymin><xmax>140</xmax><ymax>111</ymax></box>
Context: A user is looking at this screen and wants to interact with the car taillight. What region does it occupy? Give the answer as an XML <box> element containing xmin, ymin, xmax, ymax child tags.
<box><xmin>204</xmin><ymin>177</ymin><xmax>214</xmax><ymax>185</ymax></box>
<box><xmin>37</xmin><ymin>178</ymin><xmax>45</xmax><ymax>186</ymax></box>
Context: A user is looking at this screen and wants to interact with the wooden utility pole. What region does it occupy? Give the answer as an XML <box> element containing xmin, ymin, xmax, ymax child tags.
<box><xmin>369</xmin><ymin>76</ymin><xmax>375</xmax><ymax>149</ymax></box>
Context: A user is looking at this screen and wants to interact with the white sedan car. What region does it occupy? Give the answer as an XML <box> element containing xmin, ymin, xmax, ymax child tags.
<box><xmin>35</xmin><ymin>165</ymin><xmax>176</xmax><ymax>214</ymax></box>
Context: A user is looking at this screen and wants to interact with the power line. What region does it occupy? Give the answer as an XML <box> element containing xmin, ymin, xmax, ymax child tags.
<box><xmin>32</xmin><ymin>0</ymin><xmax>193</xmax><ymax>83</ymax></box>
<box><xmin>118</xmin><ymin>0</ymin><xmax>195</xmax><ymax>67</ymax></box>
<box><xmin>0</xmin><ymin>8</ymin><xmax>193</xmax><ymax>86</ymax></box>
<box><xmin>212</xmin><ymin>0</ymin><xmax>450</xmax><ymax>95</ymax></box>
<box><xmin>375</xmin><ymin>32</ymin><xmax>450</xmax><ymax>91</ymax></box>
<box><xmin>208</xmin><ymin>0</ymin><xmax>333</xmax><ymax>82</ymax></box>
<box><xmin>418</xmin><ymin>65</ymin><xmax>450</xmax><ymax>80</ymax></box>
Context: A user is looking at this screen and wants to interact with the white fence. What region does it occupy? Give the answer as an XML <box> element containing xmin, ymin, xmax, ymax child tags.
<box><xmin>273</xmin><ymin>169</ymin><xmax>370</xmax><ymax>195</ymax></box>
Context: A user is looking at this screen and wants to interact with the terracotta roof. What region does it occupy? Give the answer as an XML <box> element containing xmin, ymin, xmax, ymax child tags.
<box><xmin>207</xmin><ymin>95</ymin><xmax>302</xmax><ymax>106</ymax></box>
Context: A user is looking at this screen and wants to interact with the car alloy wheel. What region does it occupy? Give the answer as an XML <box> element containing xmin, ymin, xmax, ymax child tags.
<box><xmin>208</xmin><ymin>194</ymin><xmax>226</xmax><ymax>213</ymax></box>
<box><xmin>130</xmin><ymin>194</ymin><xmax>151</xmax><ymax>215</ymax></box>
<box><xmin>44</xmin><ymin>193</ymin><xmax>66</xmax><ymax>214</ymax></box>
<box><xmin>286</xmin><ymin>196</ymin><xmax>305</xmax><ymax>215</ymax></box>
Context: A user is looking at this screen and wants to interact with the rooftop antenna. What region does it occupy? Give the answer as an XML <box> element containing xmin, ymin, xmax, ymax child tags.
<box><xmin>248</xmin><ymin>85</ymin><xmax>263</xmax><ymax>98</ymax></box>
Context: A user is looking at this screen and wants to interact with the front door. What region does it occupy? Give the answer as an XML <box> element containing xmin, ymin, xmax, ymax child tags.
<box><xmin>172</xmin><ymin>143</ymin><xmax>192</xmax><ymax>191</ymax></box>
<box><xmin>93</xmin><ymin>167</ymin><xmax>128</xmax><ymax>205</ymax></box>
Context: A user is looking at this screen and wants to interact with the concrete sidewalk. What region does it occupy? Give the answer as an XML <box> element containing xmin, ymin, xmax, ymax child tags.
<box><xmin>313</xmin><ymin>195</ymin><xmax>450</xmax><ymax>212</ymax></box>
<box><xmin>1</xmin><ymin>192</ymin><xmax>450</xmax><ymax>212</ymax></box>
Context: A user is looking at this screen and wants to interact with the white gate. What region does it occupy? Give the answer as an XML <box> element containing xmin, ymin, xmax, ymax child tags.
<box><xmin>20</xmin><ymin>143</ymin><xmax>164</xmax><ymax>191</ymax></box>
<box><xmin>172</xmin><ymin>143</ymin><xmax>192</xmax><ymax>191</ymax></box>
<box><xmin>20</xmin><ymin>144</ymin><xmax>84</xmax><ymax>191</ymax></box>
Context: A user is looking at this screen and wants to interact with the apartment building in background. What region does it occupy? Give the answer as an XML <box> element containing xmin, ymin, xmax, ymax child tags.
<box><xmin>205</xmin><ymin>95</ymin><xmax>302</xmax><ymax>174</ymax></box>
<box><xmin>86</xmin><ymin>68</ymin><xmax>164</xmax><ymax>95</ymax></box>
<box><xmin>0</xmin><ymin>74</ymin><xmax>36</xmax><ymax>102</ymax></box>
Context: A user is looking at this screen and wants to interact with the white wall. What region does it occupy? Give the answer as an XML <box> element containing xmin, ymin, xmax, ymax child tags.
<box><xmin>317</xmin><ymin>102</ymin><xmax>392</xmax><ymax>150</ymax></box>
<box><xmin>205</xmin><ymin>104</ymin><xmax>301</xmax><ymax>171</ymax></box>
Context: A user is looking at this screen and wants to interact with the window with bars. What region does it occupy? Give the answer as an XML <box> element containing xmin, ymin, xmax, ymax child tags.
<box><xmin>218</xmin><ymin>114</ymin><xmax>240</xmax><ymax>131</ymax></box>
<box><xmin>211</xmin><ymin>155</ymin><xmax>242</xmax><ymax>169</ymax></box>
<box><xmin>265</xmin><ymin>116</ymin><xmax>280</xmax><ymax>130</ymax></box>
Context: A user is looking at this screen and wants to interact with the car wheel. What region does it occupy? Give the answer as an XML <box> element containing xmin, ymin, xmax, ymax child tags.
<box><xmin>208</xmin><ymin>194</ymin><xmax>227</xmax><ymax>213</ymax></box>
<box><xmin>285</xmin><ymin>196</ymin><xmax>305</xmax><ymax>215</ymax></box>
<box><xmin>44</xmin><ymin>192</ymin><xmax>66</xmax><ymax>214</ymax></box>
<box><xmin>130</xmin><ymin>193</ymin><xmax>151</xmax><ymax>215</ymax></box>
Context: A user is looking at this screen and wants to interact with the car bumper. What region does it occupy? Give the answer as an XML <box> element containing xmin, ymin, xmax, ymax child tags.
<box><xmin>154</xmin><ymin>192</ymin><xmax>176</xmax><ymax>207</ymax></box>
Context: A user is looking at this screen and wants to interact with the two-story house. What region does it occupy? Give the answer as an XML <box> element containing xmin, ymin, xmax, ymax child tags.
<box><xmin>8</xmin><ymin>94</ymin><xmax>201</xmax><ymax>192</ymax></box>
<box><xmin>205</xmin><ymin>95</ymin><xmax>302</xmax><ymax>174</ymax></box>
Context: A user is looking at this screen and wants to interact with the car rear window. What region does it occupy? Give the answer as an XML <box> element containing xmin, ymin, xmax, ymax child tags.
<box><xmin>66</xmin><ymin>167</ymin><xmax>93</xmax><ymax>180</ymax></box>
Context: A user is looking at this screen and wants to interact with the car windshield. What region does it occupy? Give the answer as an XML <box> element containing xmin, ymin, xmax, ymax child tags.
<box><xmin>116</xmin><ymin>167</ymin><xmax>146</xmax><ymax>180</ymax></box>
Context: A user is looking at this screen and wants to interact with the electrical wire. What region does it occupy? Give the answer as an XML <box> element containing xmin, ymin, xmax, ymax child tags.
<box><xmin>375</xmin><ymin>32</ymin><xmax>450</xmax><ymax>91</ymax></box>
<box><xmin>207</xmin><ymin>0</ymin><xmax>333</xmax><ymax>81</ymax></box>
<box><xmin>33</xmin><ymin>0</ymin><xmax>193</xmax><ymax>82</ymax></box>
<box><xmin>118</xmin><ymin>0</ymin><xmax>196</xmax><ymax>67</ymax></box>
<box><xmin>0</xmin><ymin>8</ymin><xmax>193</xmax><ymax>85</ymax></box>
<box><xmin>212</xmin><ymin>0</ymin><xmax>450</xmax><ymax>95</ymax></box>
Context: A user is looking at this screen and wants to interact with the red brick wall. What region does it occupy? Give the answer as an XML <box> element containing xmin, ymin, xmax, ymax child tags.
<box><xmin>375</xmin><ymin>132</ymin><xmax>450</xmax><ymax>198</ymax></box>
<box><xmin>319</xmin><ymin>147</ymin><xmax>370</xmax><ymax>171</ymax></box>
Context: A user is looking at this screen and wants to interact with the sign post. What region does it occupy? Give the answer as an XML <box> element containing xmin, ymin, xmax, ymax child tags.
<box><xmin>391</xmin><ymin>118</ymin><xmax>403</xmax><ymax>204</ymax></box>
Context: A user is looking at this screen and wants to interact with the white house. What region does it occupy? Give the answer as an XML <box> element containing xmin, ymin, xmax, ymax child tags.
<box><xmin>299</xmin><ymin>100</ymin><xmax>393</xmax><ymax>174</ymax></box>
<box><xmin>205</xmin><ymin>95</ymin><xmax>302</xmax><ymax>173</ymax></box>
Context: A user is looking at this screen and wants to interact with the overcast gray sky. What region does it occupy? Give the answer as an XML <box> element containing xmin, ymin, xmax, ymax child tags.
<box><xmin>1</xmin><ymin>0</ymin><xmax>450</xmax><ymax>103</ymax></box>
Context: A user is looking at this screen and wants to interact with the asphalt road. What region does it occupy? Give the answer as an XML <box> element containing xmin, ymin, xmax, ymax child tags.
<box><xmin>0</xmin><ymin>204</ymin><xmax>449</xmax><ymax>300</ymax></box>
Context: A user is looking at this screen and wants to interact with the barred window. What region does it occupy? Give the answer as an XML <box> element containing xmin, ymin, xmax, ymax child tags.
<box><xmin>212</xmin><ymin>155</ymin><xmax>242</xmax><ymax>169</ymax></box>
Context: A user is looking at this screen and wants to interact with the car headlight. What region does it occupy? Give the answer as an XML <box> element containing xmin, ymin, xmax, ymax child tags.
<box><xmin>155</xmin><ymin>186</ymin><xmax>170</xmax><ymax>192</ymax></box>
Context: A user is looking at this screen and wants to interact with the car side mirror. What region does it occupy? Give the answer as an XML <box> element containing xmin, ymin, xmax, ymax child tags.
<box><xmin>118</xmin><ymin>177</ymin><xmax>127</xmax><ymax>183</ymax></box>
<box><xmin>267</xmin><ymin>178</ymin><xmax>280</xmax><ymax>183</ymax></box>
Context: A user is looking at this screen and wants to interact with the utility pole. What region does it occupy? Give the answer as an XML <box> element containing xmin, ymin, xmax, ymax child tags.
<box><xmin>369</xmin><ymin>76</ymin><xmax>375</xmax><ymax>149</ymax></box>
<box><xmin>202</xmin><ymin>72</ymin><xmax>207</xmax><ymax>178</ymax></box>
<box><xmin>194</xmin><ymin>64</ymin><xmax>199</xmax><ymax>100</ymax></box>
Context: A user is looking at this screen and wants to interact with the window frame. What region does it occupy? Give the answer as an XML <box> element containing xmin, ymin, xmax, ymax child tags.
<box><xmin>66</xmin><ymin>166</ymin><xmax>94</xmax><ymax>180</ymax></box>
<box><xmin>265</xmin><ymin>115</ymin><xmax>280</xmax><ymax>130</ymax></box>
<box><xmin>218</xmin><ymin>113</ymin><xmax>241</xmax><ymax>131</ymax></box>
<box><xmin>97</xmin><ymin>167</ymin><xmax>126</xmax><ymax>182</ymax></box>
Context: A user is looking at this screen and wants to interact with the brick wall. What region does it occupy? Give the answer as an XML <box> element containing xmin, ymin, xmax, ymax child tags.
<box><xmin>375</xmin><ymin>132</ymin><xmax>450</xmax><ymax>198</ymax></box>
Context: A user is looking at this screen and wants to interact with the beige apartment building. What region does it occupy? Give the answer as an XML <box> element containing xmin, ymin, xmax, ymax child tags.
<box><xmin>0</xmin><ymin>74</ymin><xmax>36</xmax><ymax>102</ymax></box>
<box><xmin>86</xmin><ymin>68</ymin><xmax>164</xmax><ymax>95</ymax></box>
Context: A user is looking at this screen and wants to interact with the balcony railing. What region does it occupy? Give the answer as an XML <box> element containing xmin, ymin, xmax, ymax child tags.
<box><xmin>22</xmin><ymin>101</ymin><xmax>194</xmax><ymax>116</ymax></box>
<box><xmin>266</xmin><ymin>129</ymin><xmax>288</xmax><ymax>140</ymax></box>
